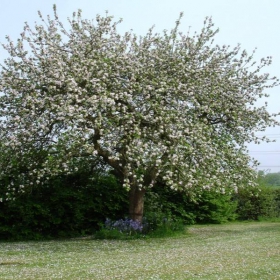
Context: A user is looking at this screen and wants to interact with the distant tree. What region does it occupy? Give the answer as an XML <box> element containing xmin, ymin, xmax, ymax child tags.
<box><xmin>0</xmin><ymin>6</ymin><xmax>279</xmax><ymax>221</ymax></box>
<box><xmin>263</xmin><ymin>172</ymin><xmax>280</xmax><ymax>187</ymax></box>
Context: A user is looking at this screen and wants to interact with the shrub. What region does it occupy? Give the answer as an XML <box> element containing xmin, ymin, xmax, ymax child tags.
<box><xmin>142</xmin><ymin>214</ymin><xmax>186</xmax><ymax>237</ymax></box>
<box><xmin>193</xmin><ymin>190</ymin><xmax>238</xmax><ymax>224</ymax></box>
<box><xmin>0</xmin><ymin>172</ymin><xmax>128</xmax><ymax>240</ymax></box>
<box><xmin>235</xmin><ymin>185</ymin><xmax>280</xmax><ymax>220</ymax></box>
<box><xmin>144</xmin><ymin>182</ymin><xmax>238</xmax><ymax>225</ymax></box>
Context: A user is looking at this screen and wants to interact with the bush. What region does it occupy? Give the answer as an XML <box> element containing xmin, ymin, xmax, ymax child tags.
<box><xmin>0</xmin><ymin>172</ymin><xmax>128</xmax><ymax>240</ymax></box>
<box><xmin>143</xmin><ymin>214</ymin><xmax>186</xmax><ymax>237</ymax></box>
<box><xmin>193</xmin><ymin>190</ymin><xmax>238</xmax><ymax>224</ymax></box>
<box><xmin>235</xmin><ymin>185</ymin><xmax>280</xmax><ymax>220</ymax></box>
<box><xmin>144</xmin><ymin>182</ymin><xmax>238</xmax><ymax>225</ymax></box>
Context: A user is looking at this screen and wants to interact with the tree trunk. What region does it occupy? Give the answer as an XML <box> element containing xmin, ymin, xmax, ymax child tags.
<box><xmin>129</xmin><ymin>185</ymin><xmax>146</xmax><ymax>223</ymax></box>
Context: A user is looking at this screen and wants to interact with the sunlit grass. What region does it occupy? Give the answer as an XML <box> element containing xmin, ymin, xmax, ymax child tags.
<box><xmin>0</xmin><ymin>222</ymin><xmax>279</xmax><ymax>279</ymax></box>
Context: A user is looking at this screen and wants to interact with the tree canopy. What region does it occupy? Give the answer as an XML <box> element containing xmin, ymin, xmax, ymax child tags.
<box><xmin>0</xmin><ymin>6</ymin><xmax>279</xmax><ymax>220</ymax></box>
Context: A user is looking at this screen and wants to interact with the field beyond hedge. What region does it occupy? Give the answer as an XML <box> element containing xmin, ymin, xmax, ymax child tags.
<box><xmin>0</xmin><ymin>222</ymin><xmax>279</xmax><ymax>280</ymax></box>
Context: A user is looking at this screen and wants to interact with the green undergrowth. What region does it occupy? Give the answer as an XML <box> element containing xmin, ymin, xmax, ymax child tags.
<box><xmin>94</xmin><ymin>217</ymin><xmax>187</xmax><ymax>240</ymax></box>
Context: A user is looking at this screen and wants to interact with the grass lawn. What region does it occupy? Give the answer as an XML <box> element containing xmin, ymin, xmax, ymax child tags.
<box><xmin>0</xmin><ymin>221</ymin><xmax>279</xmax><ymax>279</ymax></box>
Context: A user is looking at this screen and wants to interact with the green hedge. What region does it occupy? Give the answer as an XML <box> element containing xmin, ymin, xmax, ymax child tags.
<box><xmin>1</xmin><ymin>171</ymin><xmax>280</xmax><ymax>241</ymax></box>
<box><xmin>0</xmin><ymin>172</ymin><xmax>128</xmax><ymax>240</ymax></box>
<box><xmin>144</xmin><ymin>183</ymin><xmax>238</xmax><ymax>225</ymax></box>
<box><xmin>235</xmin><ymin>186</ymin><xmax>280</xmax><ymax>220</ymax></box>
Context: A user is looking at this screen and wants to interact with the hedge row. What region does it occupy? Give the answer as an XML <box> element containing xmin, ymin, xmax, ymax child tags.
<box><xmin>0</xmin><ymin>173</ymin><xmax>128</xmax><ymax>240</ymax></box>
<box><xmin>1</xmin><ymin>172</ymin><xmax>280</xmax><ymax>240</ymax></box>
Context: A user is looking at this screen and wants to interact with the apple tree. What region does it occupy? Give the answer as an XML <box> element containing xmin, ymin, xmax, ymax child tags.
<box><xmin>0</xmin><ymin>6</ymin><xmax>279</xmax><ymax>221</ymax></box>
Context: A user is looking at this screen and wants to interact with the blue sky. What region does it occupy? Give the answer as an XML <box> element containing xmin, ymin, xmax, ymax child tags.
<box><xmin>1</xmin><ymin>0</ymin><xmax>280</xmax><ymax>172</ymax></box>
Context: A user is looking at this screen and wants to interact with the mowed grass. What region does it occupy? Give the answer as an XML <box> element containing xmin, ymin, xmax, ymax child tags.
<box><xmin>0</xmin><ymin>222</ymin><xmax>279</xmax><ymax>279</ymax></box>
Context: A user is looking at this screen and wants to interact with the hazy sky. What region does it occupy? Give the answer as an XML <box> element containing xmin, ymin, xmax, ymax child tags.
<box><xmin>1</xmin><ymin>0</ymin><xmax>280</xmax><ymax>172</ymax></box>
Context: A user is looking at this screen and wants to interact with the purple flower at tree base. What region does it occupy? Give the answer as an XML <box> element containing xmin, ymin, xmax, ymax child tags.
<box><xmin>105</xmin><ymin>218</ymin><xmax>143</xmax><ymax>234</ymax></box>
